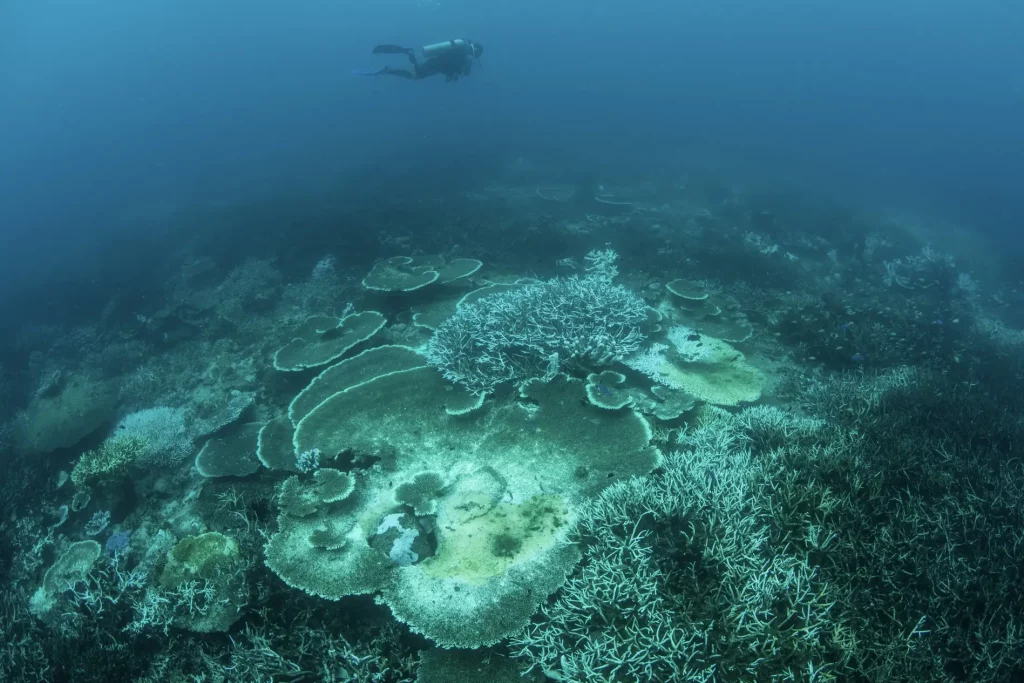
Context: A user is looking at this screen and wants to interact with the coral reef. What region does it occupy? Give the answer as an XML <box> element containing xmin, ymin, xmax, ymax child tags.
<box><xmin>2</xmin><ymin>175</ymin><xmax>1022</xmax><ymax>682</ymax></box>
<box><xmin>427</xmin><ymin>275</ymin><xmax>649</xmax><ymax>393</ymax></box>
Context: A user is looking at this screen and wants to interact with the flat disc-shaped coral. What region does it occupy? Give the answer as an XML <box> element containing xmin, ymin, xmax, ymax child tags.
<box><xmin>293</xmin><ymin>366</ymin><xmax>488</xmax><ymax>464</ymax></box>
<box><xmin>666</xmin><ymin>279</ymin><xmax>709</xmax><ymax>301</ymax></box>
<box><xmin>436</xmin><ymin>258</ymin><xmax>483</xmax><ymax>284</ymax></box>
<box><xmin>278</xmin><ymin>469</ymin><xmax>356</xmax><ymax>517</ymax></box>
<box><xmin>535</xmin><ymin>185</ymin><xmax>575</xmax><ymax>202</ymax></box>
<box><xmin>629</xmin><ymin>385</ymin><xmax>698</xmax><ymax>422</ymax></box>
<box><xmin>195</xmin><ymin>422</ymin><xmax>262</xmax><ymax>477</ymax></box>
<box><xmin>444</xmin><ymin>385</ymin><xmax>487</xmax><ymax>416</ymax></box>
<box><xmin>412</xmin><ymin>255</ymin><xmax>446</xmax><ymax>269</ymax></box>
<box><xmin>265</xmin><ymin>473</ymin><xmax>397</xmax><ymax>600</ymax></box>
<box><xmin>505</xmin><ymin>376</ymin><xmax>659</xmax><ymax>494</ymax></box>
<box><xmin>428</xmin><ymin>493</ymin><xmax>570</xmax><ymax>583</ymax></box>
<box><xmin>395</xmin><ymin>472</ymin><xmax>447</xmax><ymax>516</ymax></box>
<box><xmin>315</xmin><ymin>468</ymin><xmax>356</xmax><ymax>503</ymax></box>
<box><xmin>412</xmin><ymin>299</ymin><xmax>460</xmax><ymax>331</ymax></box>
<box><xmin>383</xmin><ymin>545</ymin><xmax>581</xmax><ymax>649</ymax></box>
<box><xmin>278</xmin><ymin>369</ymin><xmax>659</xmax><ymax>644</ymax></box>
<box><xmin>659</xmin><ymin>295</ymin><xmax>720</xmax><ymax>322</ymax></box>
<box><xmin>257</xmin><ymin>416</ymin><xmax>300</xmax><ymax>472</ymax></box>
<box><xmin>295</xmin><ymin>315</ymin><xmax>340</xmax><ymax>336</ymax></box>
<box><xmin>268</xmin><ymin>514</ymin><xmax>390</xmax><ymax>599</ymax></box>
<box><xmin>307</xmin><ymin>523</ymin><xmax>349</xmax><ymax>551</ymax></box>
<box><xmin>593</xmin><ymin>193</ymin><xmax>634</xmax><ymax>212</ymax></box>
<box><xmin>585</xmin><ymin>371</ymin><xmax>632</xmax><ymax>410</ymax></box>
<box><xmin>640</xmin><ymin>335</ymin><xmax>764</xmax><ymax>406</ymax></box>
<box><xmin>273</xmin><ymin>311</ymin><xmax>387</xmax><ymax>372</ymax></box>
<box><xmin>440</xmin><ymin>467</ymin><xmax>505</xmax><ymax>524</ymax></box>
<box><xmin>457</xmin><ymin>281</ymin><xmax>527</xmax><ymax>306</ymax></box>
<box><xmin>372</xmin><ymin>480</ymin><xmax>581</xmax><ymax>649</ymax></box>
<box><xmin>648</xmin><ymin>385</ymin><xmax>698</xmax><ymax>421</ymax></box>
<box><xmin>701</xmin><ymin>315</ymin><xmax>754</xmax><ymax>343</ymax></box>
<box><xmin>684</xmin><ymin>298</ymin><xmax>723</xmax><ymax>319</ymax></box>
<box><xmin>706</xmin><ymin>292</ymin><xmax>742</xmax><ymax>313</ymax></box>
<box><xmin>381</xmin><ymin>510</ymin><xmax>581</xmax><ymax>648</ymax></box>
<box><xmin>279</xmin><ymin>477</ymin><xmax>322</xmax><ymax>517</ymax></box>
<box><xmin>288</xmin><ymin>345</ymin><xmax>427</xmax><ymax>424</ymax></box>
<box><xmin>362</xmin><ymin>256</ymin><xmax>439</xmax><ymax>292</ymax></box>
<box><xmin>188</xmin><ymin>391</ymin><xmax>256</xmax><ymax>439</ymax></box>
<box><xmin>295</xmin><ymin>367</ymin><xmax>658</xmax><ymax>502</ymax></box>
<box><xmin>643</xmin><ymin>306</ymin><xmax>664</xmax><ymax>335</ymax></box>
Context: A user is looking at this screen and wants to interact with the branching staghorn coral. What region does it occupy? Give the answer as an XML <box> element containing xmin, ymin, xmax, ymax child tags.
<box><xmin>427</xmin><ymin>275</ymin><xmax>648</xmax><ymax>393</ymax></box>
<box><xmin>511</xmin><ymin>407</ymin><xmax>842</xmax><ymax>682</ymax></box>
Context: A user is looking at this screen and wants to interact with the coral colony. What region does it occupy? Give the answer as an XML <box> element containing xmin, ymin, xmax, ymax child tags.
<box><xmin>2</xmin><ymin>183</ymin><xmax>1024</xmax><ymax>683</ymax></box>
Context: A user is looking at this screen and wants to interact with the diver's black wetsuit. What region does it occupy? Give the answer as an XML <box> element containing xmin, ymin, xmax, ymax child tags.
<box><xmin>370</xmin><ymin>40</ymin><xmax>481</xmax><ymax>82</ymax></box>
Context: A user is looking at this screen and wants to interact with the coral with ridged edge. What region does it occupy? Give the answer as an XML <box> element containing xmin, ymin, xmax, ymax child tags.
<box><xmin>584</xmin><ymin>370</ymin><xmax>632</xmax><ymax>410</ymax></box>
<box><xmin>625</xmin><ymin>330</ymin><xmax>764</xmax><ymax>406</ymax></box>
<box><xmin>194</xmin><ymin>422</ymin><xmax>262</xmax><ymax>478</ymax></box>
<box><xmin>288</xmin><ymin>345</ymin><xmax>427</xmax><ymax>425</ymax></box>
<box><xmin>257</xmin><ymin>416</ymin><xmax>300</xmax><ymax>472</ymax></box>
<box><xmin>293</xmin><ymin>368</ymin><xmax>658</xmax><ymax>500</ymax></box>
<box><xmin>268</xmin><ymin>367</ymin><xmax>659</xmax><ymax>647</ymax></box>
<box><xmin>273</xmin><ymin>311</ymin><xmax>387</xmax><ymax>372</ymax></box>
<box><xmin>362</xmin><ymin>256</ymin><xmax>439</xmax><ymax>292</ymax></box>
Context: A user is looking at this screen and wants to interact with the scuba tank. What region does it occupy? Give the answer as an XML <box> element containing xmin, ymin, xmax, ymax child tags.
<box><xmin>421</xmin><ymin>39</ymin><xmax>473</xmax><ymax>59</ymax></box>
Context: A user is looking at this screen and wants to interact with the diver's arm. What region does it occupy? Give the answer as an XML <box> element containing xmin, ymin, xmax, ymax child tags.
<box><xmin>440</xmin><ymin>53</ymin><xmax>473</xmax><ymax>82</ymax></box>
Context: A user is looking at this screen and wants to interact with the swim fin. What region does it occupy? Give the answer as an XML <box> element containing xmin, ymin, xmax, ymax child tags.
<box><xmin>372</xmin><ymin>44</ymin><xmax>413</xmax><ymax>55</ymax></box>
<box><xmin>352</xmin><ymin>68</ymin><xmax>385</xmax><ymax>76</ymax></box>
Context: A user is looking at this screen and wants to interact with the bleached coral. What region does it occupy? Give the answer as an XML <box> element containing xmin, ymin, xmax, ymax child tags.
<box><xmin>583</xmin><ymin>248</ymin><xmax>619</xmax><ymax>281</ymax></box>
<box><xmin>428</xmin><ymin>275</ymin><xmax>648</xmax><ymax>393</ymax></box>
<box><xmin>113</xmin><ymin>406</ymin><xmax>192</xmax><ymax>466</ymax></box>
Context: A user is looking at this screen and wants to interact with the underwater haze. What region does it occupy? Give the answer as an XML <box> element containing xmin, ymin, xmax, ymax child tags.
<box><xmin>5</xmin><ymin>2</ymin><xmax>1024</xmax><ymax>682</ymax></box>
<box><xmin>3</xmin><ymin>0</ymin><xmax>1023</xmax><ymax>309</ymax></box>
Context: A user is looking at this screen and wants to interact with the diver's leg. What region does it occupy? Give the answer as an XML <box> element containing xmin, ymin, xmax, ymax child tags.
<box><xmin>382</xmin><ymin>67</ymin><xmax>417</xmax><ymax>79</ymax></box>
<box><xmin>353</xmin><ymin>66</ymin><xmax>416</xmax><ymax>78</ymax></box>
<box><xmin>372</xmin><ymin>44</ymin><xmax>414</xmax><ymax>55</ymax></box>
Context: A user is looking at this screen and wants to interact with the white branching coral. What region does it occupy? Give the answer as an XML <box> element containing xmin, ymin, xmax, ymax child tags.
<box><xmin>510</xmin><ymin>407</ymin><xmax>842</xmax><ymax>681</ymax></box>
<box><xmin>583</xmin><ymin>248</ymin><xmax>619</xmax><ymax>281</ymax></box>
<box><xmin>427</xmin><ymin>275</ymin><xmax>648</xmax><ymax>393</ymax></box>
<box><xmin>113</xmin><ymin>406</ymin><xmax>192</xmax><ymax>466</ymax></box>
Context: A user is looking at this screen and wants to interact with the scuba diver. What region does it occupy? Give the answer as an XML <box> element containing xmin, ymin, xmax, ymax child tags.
<box><xmin>356</xmin><ymin>39</ymin><xmax>484</xmax><ymax>82</ymax></box>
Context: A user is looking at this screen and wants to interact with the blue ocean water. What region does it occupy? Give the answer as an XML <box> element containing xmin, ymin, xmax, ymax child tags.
<box><xmin>2</xmin><ymin>1</ymin><xmax>1022</xmax><ymax>308</ymax></box>
<box><xmin>3</xmin><ymin>2</ymin><xmax>1024</xmax><ymax>680</ymax></box>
